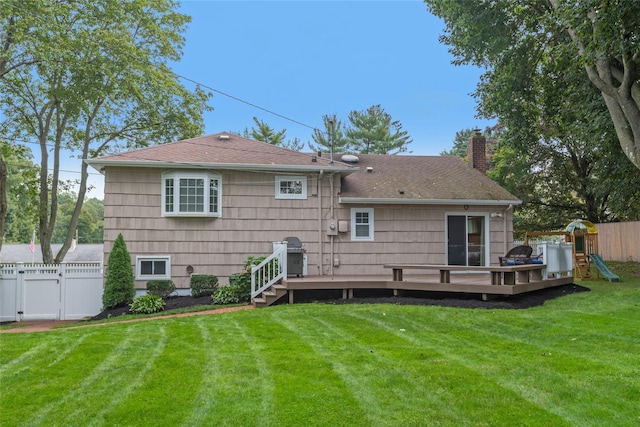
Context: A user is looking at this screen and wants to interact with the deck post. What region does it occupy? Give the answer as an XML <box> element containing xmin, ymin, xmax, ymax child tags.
<box><xmin>288</xmin><ymin>290</ymin><xmax>294</xmax><ymax>304</ymax></box>
<box><xmin>348</xmin><ymin>289</ymin><xmax>353</xmax><ymax>299</ymax></box>
<box><xmin>342</xmin><ymin>289</ymin><xmax>347</xmax><ymax>299</ymax></box>
<box><xmin>439</xmin><ymin>269</ymin><xmax>450</xmax><ymax>283</ymax></box>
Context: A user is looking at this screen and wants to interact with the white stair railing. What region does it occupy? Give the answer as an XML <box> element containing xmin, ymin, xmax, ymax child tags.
<box><xmin>251</xmin><ymin>242</ymin><xmax>288</xmax><ymax>299</ymax></box>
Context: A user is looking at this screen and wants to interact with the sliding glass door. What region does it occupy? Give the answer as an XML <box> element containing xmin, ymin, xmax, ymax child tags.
<box><xmin>447</xmin><ymin>214</ymin><xmax>487</xmax><ymax>266</ymax></box>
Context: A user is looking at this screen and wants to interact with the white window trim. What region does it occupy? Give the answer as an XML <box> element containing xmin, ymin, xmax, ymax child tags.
<box><xmin>275</xmin><ymin>175</ymin><xmax>307</xmax><ymax>200</ymax></box>
<box><xmin>351</xmin><ymin>208</ymin><xmax>374</xmax><ymax>241</ymax></box>
<box><xmin>135</xmin><ymin>255</ymin><xmax>171</xmax><ymax>280</ymax></box>
<box><xmin>162</xmin><ymin>171</ymin><xmax>221</xmax><ymax>217</ymax></box>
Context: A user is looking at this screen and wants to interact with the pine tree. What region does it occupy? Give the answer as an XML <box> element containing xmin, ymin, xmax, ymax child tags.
<box><xmin>345</xmin><ymin>105</ymin><xmax>412</xmax><ymax>154</ymax></box>
<box><xmin>308</xmin><ymin>114</ymin><xmax>349</xmax><ymax>154</ymax></box>
<box><xmin>102</xmin><ymin>233</ymin><xmax>135</xmax><ymax>309</ymax></box>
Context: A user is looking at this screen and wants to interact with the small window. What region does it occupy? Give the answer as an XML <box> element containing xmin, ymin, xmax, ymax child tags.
<box><xmin>162</xmin><ymin>172</ymin><xmax>221</xmax><ymax>217</ymax></box>
<box><xmin>351</xmin><ymin>208</ymin><xmax>374</xmax><ymax>241</ymax></box>
<box><xmin>275</xmin><ymin>175</ymin><xmax>307</xmax><ymax>199</ymax></box>
<box><xmin>136</xmin><ymin>256</ymin><xmax>171</xmax><ymax>280</ymax></box>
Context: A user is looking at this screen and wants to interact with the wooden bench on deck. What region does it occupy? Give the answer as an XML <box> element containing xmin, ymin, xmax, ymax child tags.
<box><xmin>383</xmin><ymin>263</ymin><xmax>546</xmax><ymax>286</ymax></box>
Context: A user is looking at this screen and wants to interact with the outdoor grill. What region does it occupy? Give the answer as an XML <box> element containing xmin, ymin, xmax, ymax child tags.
<box><xmin>284</xmin><ymin>236</ymin><xmax>305</xmax><ymax>277</ymax></box>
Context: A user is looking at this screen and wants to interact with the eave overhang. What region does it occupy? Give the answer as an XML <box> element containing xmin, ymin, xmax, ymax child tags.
<box><xmin>338</xmin><ymin>197</ymin><xmax>522</xmax><ymax>206</ymax></box>
<box><xmin>85</xmin><ymin>159</ymin><xmax>358</xmax><ymax>175</ymax></box>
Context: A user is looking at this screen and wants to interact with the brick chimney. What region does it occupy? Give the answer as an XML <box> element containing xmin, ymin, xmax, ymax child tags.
<box><xmin>467</xmin><ymin>129</ymin><xmax>486</xmax><ymax>174</ymax></box>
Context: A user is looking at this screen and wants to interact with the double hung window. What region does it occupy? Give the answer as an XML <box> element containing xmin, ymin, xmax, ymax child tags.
<box><xmin>351</xmin><ymin>208</ymin><xmax>374</xmax><ymax>241</ymax></box>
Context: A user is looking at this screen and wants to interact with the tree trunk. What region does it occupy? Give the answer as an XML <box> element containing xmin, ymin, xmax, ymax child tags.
<box><xmin>0</xmin><ymin>154</ymin><xmax>6</xmax><ymax>253</ymax></box>
<box><xmin>590</xmin><ymin>58</ymin><xmax>640</xmax><ymax>169</ymax></box>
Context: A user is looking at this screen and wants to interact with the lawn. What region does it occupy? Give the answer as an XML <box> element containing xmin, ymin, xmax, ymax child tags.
<box><xmin>1</xmin><ymin>263</ymin><xmax>639</xmax><ymax>426</ymax></box>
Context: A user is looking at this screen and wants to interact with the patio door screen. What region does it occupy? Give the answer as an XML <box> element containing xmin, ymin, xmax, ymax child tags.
<box><xmin>447</xmin><ymin>214</ymin><xmax>487</xmax><ymax>266</ymax></box>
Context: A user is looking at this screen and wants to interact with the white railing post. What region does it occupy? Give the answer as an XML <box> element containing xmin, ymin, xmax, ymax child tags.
<box><xmin>251</xmin><ymin>242</ymin><xmax>288</xmax><ymax>299</ymax></box>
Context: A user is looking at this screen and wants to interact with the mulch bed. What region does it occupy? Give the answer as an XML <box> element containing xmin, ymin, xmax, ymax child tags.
<box><xmin>315</xmin><ymin>284</ymin><xmax>590</xmax><ymax>309</ymax></box>
<box><xmin>92</xmin><ymin>284</ymin><xmax>589</xmax><ymax>320</ymax></box>
<box><xmin>91</xmin><ymin>295</ymin><xmax>214</xmax><ymax>320</ymax></box>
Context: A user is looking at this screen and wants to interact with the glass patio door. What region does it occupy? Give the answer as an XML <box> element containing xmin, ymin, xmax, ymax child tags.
<box><xmin>447</xmin><ymin>215</ymin><xmax>486</xmax><ymax>266</ymax></box>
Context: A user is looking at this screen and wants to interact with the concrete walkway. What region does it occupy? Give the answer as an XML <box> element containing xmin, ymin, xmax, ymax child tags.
<box><xmin>0</xmin><ymin>305</ymin><xmax>254</xmax><ymax>334</ymax></box>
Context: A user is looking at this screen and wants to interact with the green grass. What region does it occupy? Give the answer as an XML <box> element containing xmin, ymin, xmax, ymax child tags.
<box><xmin>1</xmin><ymin>264</ymin><xmax>639</xmax><ymax>426</ymax></box>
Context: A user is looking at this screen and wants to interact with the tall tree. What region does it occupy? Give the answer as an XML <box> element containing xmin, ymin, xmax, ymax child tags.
<box><xmin>0</xmin><ymin>0</ymin><xmax>210</xmax><ymax>263</ymax></box>
<box><xmin>0</xmin><ymin>1</ymin><xmax>49</xmax><ymax>244</ymax></box>
<box><xmin>425</xmin><ymin>0</ymin><xmax>640</xmax><ymax>170</ymax></box>
<box><xmin>308</xmin><ymin>114</ymin><xmax>349</xmax><ymax>154</ymax></box>
<box><xmin>243</xmin><ymin>117</ymin><xmax>287</xmax><ymax>145</ymax></box>
<box><xmin>345</xmin><ymin>105</ymin><xmax>412</xmax><ymax>154</ymax></box>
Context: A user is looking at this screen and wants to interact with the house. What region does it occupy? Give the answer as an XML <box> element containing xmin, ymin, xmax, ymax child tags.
<box><xmin>86</xmin><ymin>131</ymin><xmax>521</xmax><ymax>291</ymax></box>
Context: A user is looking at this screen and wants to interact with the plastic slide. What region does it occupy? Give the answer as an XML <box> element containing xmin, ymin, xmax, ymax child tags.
<box><xmin>589</xmin><ymin>254</ymin><xmax>621</xmax><ymax>282</ymax></box>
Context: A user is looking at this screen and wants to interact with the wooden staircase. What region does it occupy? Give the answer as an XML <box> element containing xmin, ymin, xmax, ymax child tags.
<box><xmin>252</xmin><ymin>284</ymin><xmax>287</xmax><ymax>308</ymax></box>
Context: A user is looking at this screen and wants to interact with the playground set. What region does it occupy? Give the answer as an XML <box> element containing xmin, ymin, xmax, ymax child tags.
<box><xmin>524</xmin><ymin>219</ymin><xmax>620</xmax><ymax>282</ymax></box>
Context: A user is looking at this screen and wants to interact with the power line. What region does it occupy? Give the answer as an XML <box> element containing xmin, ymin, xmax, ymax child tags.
<box><xmin>0</xmin><ymin>0</ymin><xmax>326</xmax><ymax>139</ymax></box>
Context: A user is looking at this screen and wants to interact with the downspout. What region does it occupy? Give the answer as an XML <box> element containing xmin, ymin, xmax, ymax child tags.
<box><xmin>318</xmin><ymin>170</ymin><xmax>324</xmax><ymax>276</ymax></box>
<box><xmin>504</xmin><ymin>204</ymin><xmax>513</xmax><ymax>254</ymax></box>
<box><xmin>329</xmin><ymin>172</ymin><xmax>335</xmax><ymax>276</ymax></box>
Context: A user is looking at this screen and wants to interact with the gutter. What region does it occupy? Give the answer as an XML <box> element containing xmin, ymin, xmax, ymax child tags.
<box><xmin>338</xmin><ymin>197</ymin><xmax>522</xmax><ymax>206</ymax></box>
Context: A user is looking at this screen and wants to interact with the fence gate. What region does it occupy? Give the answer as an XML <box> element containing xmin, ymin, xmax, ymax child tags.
<box><xmin>21</xmin><ymin>265</ymin><xmax>62</xmax><ymax>320</ymax></box>
<box><xmin>0</xmin><ymin>263</ymin><xmax>103</xmax><ymax>322</ymax></box>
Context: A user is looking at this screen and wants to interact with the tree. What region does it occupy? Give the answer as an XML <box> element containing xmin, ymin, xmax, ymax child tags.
<box><xmin>102</xmin><ymin>233</ymin><xmax>135</xmax><ymax>309</ymax></box>
<box><xmin>424</xmin><ymin>0</ymin><xmax>640</xmax><ymax>170</ymax></box>
<box><xmin>308</xmin><ymin>114</ymin><xmax>350</xmax><ymax>154</ymax></box>
<box><xmin>0</xmin><ymin>0</ymin><xmax>210</xmax><ymax>263</ymax></box>
<box><xmin>0</xmin><ymin>142</ymin><xmax>39</xmax><ymax>247</ymax></box>
<box><xmin>243</xmin><ymin>117</ymin><xmax>305</xmax><ymax>151</ymax></box>
<box><xmin>345</xmin><ymin>105</ymin><xmax>412</xmax><ymax>154</ymax></box>
<box><xmin>440</xmin><ymin>128</ymin><xmax>475</xmax><ymax>157</ymax></box>
<box><xmin>52</xmin><ymin>194</ymin><xmax>104</xmax><ymax>244</ymax></box>
<box><xmin>243</xmin><ymin>117</ymin><xmax>287</xmax><ymax>145</ymax></box>
<box><xmin>0</xmin><ymin>1</ymin><xmax>48</xmax><ymax>245</ymax></box>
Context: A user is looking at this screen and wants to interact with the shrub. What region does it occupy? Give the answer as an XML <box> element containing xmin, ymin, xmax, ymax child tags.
<box><xmin>129</xmin><ymin>294</ymin><xmax>165</xmax><ymax>314</ymax></box>
<box><xmin>146</xmin><ymin>280</ymin><xmax>176</xmax><ymax>298</ymax></box>
<box><xmin>211</xmin><ymin>285</ymin><xmax>240</xmax><ymax>305</ymax></box>
<box><xmin>190</xmin><ymin>274</ymin><xmax>218</xmax><ymax>297</ymax></box>
<box><xmin>102</xmin><ymin>233</ymin><xmax>135</xmax><ymax>309</ymax></box>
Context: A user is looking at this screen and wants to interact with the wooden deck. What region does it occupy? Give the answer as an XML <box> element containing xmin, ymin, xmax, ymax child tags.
<box><xmin>277</xmin><ymin>270</ymin><xmax>574</xmax><ymax>305</ymax></box>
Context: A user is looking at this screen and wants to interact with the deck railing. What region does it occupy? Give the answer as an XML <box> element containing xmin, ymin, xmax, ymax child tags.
<box><xmin>251</xmin><ymin>242</ymin><xmax>287</xmax><ymax>299</ymax></box>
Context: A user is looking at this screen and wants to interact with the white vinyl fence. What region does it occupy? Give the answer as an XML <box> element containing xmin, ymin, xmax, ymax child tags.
<box><xmin>0</xmin><ymin>263</ymin><xmax>103</xmax><ymax>322</ymax></box>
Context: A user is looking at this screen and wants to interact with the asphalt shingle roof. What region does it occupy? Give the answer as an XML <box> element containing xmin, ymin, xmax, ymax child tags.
<box><xmin>89</xmin><ymin>133</ymin><xmax>519</xmax><ymax>203</ymax></box>
<box><xmin>338</xmin><ymin>154</ymin><xmax>519</xmax><ymax>202</ymax></box>
<box><xmin>92</xmin><ymin>132</ymin><xmax>347</xmax><ymax>168</ymax></box>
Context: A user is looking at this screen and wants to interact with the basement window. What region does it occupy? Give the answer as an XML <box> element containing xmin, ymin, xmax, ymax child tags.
<box><xmin>136</xmin><ymin>256</ymin><xmax>171</xmax><ymax>280</ymax></box>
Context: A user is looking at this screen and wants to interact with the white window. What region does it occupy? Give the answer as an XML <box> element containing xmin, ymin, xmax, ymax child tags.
<box><xmin>275</xmin><ymin>175</ymin><xmax>307</xmax><ymax>199</ymax></box>
<box><xmin>351</xmin><ymin>208</ymin><xmax>374</xmax><ymax>241</ymax></box>
<box><xmin>162</xmin><ymin>172</ymin><xmax>221</xmax><ymax>217</ymax></box>
<box><xmin>136</xmin><ymin>256</ymin><xmax>171</xmax><ymax>280</ymax></box>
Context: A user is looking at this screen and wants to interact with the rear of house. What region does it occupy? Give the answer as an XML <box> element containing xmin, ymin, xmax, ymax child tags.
<box><xmin>87</xmin><ymin>131</ymin><xmax>520</xmax><ymax>291</ymax></box>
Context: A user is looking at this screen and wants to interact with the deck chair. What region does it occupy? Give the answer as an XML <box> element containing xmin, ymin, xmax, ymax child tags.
<box><xmin>499</xmin><ymin>245</ymin><xmax>533</xmax><ymax>266</ymax></box>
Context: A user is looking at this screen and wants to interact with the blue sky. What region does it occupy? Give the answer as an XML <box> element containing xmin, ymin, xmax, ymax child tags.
<box><xmin>62</xmin><ymin>0</ymin><xmax>494</xmax><ymax>198</ymax></box>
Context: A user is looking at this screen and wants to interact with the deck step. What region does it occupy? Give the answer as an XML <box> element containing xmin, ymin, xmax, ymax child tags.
<box><xmin>252</xmin><ymin>284</ymin><xmax>288</xmax><ymax>308</ymax></box>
